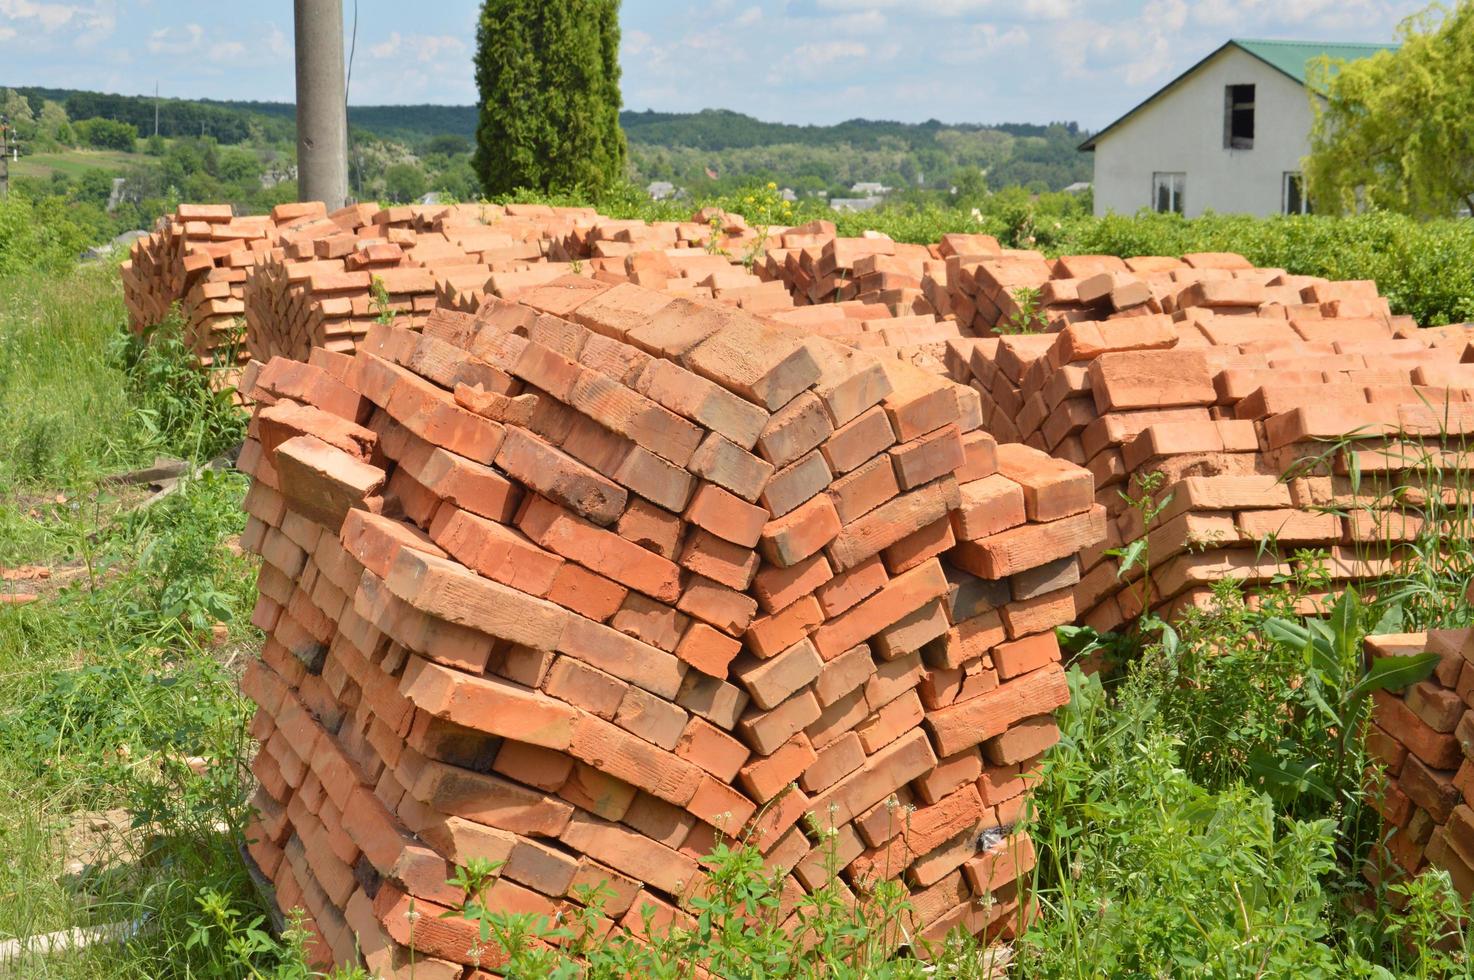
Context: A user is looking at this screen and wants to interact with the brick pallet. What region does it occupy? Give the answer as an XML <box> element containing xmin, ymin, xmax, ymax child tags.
<box><xmin>1364</xmin><ymin>629</ymin><xmax>1474</xmax><ymax>900</ymax></box>
<box><xmin>757</xmin><ymin>225</ymin><xmax>946</xmax><ymax>318</ymax></box>
<box><xmin>121</xmin><ymin>203</ymin><xmax>311</xmax><ymax>387</ymax></box>
<box><xmin>234</xmin><ymin>275</ymin><xmax>1100</xmax><ymax>974</ymax></box>
<box><xmin>946</xmin><ymin>261</ymin><xmax>1474</xmax><ymax>630</ymax></box>
<box><xmin>244</xmin><ymin>204</ymin><xmax>612</xmax><ymax>365</ymax></box>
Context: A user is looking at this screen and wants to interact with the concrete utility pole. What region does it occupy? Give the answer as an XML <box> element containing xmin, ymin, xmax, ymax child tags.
<box><xmin>294</xmin><ymin>0</ymin><xmax>348</xmax><ymax>210</ymax></box>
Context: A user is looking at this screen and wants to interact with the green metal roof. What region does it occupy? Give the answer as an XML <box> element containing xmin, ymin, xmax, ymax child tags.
<box><xmin>1233</xmin><ymin>38</ymin><xmax>1398</xmax><ymax>85</ymax></box>
<box><xmin>1080</xmin><ymin>38</ymin><xmax>1398</xmax><ymax>151</ymax></box>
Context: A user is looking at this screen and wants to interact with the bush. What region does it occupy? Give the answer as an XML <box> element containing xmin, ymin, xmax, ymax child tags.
<box><xmin>0</xmin><ymin>191</ymin><xmax>98</xmax><ymax>277</ymax></box>
<box><xmin>74</xmin><ymin>116</ymin><xmax>138</xmax><ymax>152</ymax></box>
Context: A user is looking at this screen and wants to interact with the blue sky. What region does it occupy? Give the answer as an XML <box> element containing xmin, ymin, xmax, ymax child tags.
<box><xmin>0</xmin><ymin>0</ymin><xmax>1422</xmax><ymax>129</ymax></box>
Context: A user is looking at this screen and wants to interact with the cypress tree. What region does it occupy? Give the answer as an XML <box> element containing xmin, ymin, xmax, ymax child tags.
<box><xmin>473</xmin><ymin>0</ymin><xmax>627</xmax><ymax>196</ymax></box>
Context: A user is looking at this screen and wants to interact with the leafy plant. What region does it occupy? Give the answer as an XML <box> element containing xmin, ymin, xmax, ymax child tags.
<box><xmin>997</xmin><ymin>285</ymin><xmax>1047</xmax><ymax>334</ymax></box>
<box><xmin>370</xmin><ymin>275</ymin><xmax>395</xmax><ymax>325</ymax></box>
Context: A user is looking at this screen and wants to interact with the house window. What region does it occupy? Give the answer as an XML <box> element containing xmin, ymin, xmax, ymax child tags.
<box><xmin>1283</xmin><ymin>172</ymin><xmax>1310</xmax><ymax>214</ymax></box>
<box><xmin>1153</xmin><ymin>172</ymin><xmax>1185</xmax><ymax>214</ymax></box>
<box><xmin>1224</xmin><ymin>84</ymin><xmax>1255</xmax><ymax>149</ymax></box>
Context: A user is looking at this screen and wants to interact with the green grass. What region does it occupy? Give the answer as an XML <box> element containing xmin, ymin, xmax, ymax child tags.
<box><xmin>0</xmin><ymin>258</ymin><xmax>292</xmax><ymax>977</ymax></box>
<box><xmin>11</xmin><ymin>149</ymin><xmax>144</xmax><ymax>181</ymax></box>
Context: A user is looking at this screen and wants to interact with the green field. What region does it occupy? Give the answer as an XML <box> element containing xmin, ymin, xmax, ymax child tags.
<box><xmin>10</xmin><ymin>148</ymin><xmax>145</xmax><ymax>181</ymax></box>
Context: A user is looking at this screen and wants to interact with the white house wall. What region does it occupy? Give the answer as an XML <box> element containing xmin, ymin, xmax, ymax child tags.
<box><xmin>1091</xmin><ymin>47</ymin><xmax>1317</xmax><ymax>218</ymax></box>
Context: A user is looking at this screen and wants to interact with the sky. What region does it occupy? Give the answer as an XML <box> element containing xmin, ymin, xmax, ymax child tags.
<box><xmin>0</xmin><ymin>0</ymin><xmax>1425</xmax><ymax>130</ymax></box>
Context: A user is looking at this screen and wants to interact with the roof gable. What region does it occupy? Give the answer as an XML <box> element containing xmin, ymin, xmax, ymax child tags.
<box><xmin>1079</xmin><ymin>38</ymin><xmax>1397</xmax><ymax>151</ymax></box>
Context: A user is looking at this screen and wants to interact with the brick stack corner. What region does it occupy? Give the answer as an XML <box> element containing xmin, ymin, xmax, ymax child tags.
<box><xmin>234</xmin><ymin>274</ymin><xmax>1101</xmax><ymax>974</ymax></box>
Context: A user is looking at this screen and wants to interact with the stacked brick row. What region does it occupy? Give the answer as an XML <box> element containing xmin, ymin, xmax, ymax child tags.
<box><xmin>757</xmin><ymin>225</ymin><xmax>945</xmax><ymax>318</ymax></box>
<box><xmin>244</xmin><ymin>205</ymin><xmax>611</xmax><ymax>365</ymax></box>
<box><xmin>233</xmin><ymin>273</ymin><xmax>1102</xmax><ymax>974</ymax></box>
<box><xmin>946</xmin><ymin>262</ymin><xmax>1473</xmax><ymax>630</ymax></box>
<box><xmin>949</xmin><ymin>269</ymin><xmax>1468</xmax><ymax>627</ymax></box>
<box><xmin>1364</xmin><ymin>630</ymin><xmax>1474</xmax><ymax>901</ymax></box>
<box><xmin>121</xmin><ymin>203</ymin><xmax>315</xmax><ymax>380</ymax></box>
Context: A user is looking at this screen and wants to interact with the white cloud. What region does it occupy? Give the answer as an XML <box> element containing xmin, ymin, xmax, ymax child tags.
<box><xmin>809</xmin><ymin>0</ymin><xmax>1076</xmax><ymax>17</ymax></box>
<box><xmin>146</xmin><ymin>22</ymin><xmax>202</xmax><ymax>55</ymax></box>
<box><xmin>790</xmin><ymin>39</ymin><xmax>868</xmax><ymax>65</ymax></box>
<box><xmin>0</xmin><ymin>0</ymin><xmax>78</xmax><ymax>30</ymax></box>
<box><xmin>266</xmin><ymin>23</ymin><xmax>288</xmax><ymax>59</ymax></box>
<box><xmin>733</xmin><ymin>5</ymin><xmax>762</xmax><ymax>26</ymax></box>
<box><xmin>369</xmin><ymin>31</ymin><xmax>464</xmax><ymax>63</ymax></box>
<box><xmin>209</xmin><ymin>40</ymin><xmax>245</xmax><ymax>60</ymax></box>
<box><xmin>623</xmin><ymin>28</ymin><xmax>652</xmax><ymax>56</ymax></box>
<box><xmin>937</xmin><ymin>22</ymin><xmax>1029</xmax><ymax>64</ymax></box>
<box><xmin>0</xmin><ymin>24</ymin><xmax>15</xmax><ymax>39</ymax></box>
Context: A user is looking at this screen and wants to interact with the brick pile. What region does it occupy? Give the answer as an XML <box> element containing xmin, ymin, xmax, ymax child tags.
<box><xmin>122</xmin><ymin>203</ymin><xmax>315</xmax><ymax>383</ymax></box>
<box><xmin>757</xmin><ymin>224</ymin><xmax>944</xmax><ymax>317</ymax></box>
<box><xmin>245</xmin><ymin>204</ymin><xmax>610</xmax><ymax>365</ymax></box>
<box><xmin>947</xmin><ymin>263</ymin><xmax>1474</xmax><ymax>630</ymax></box>
<box><xmin>233</xmin><ymin>273</ymin><xmax>1101</xmax><ymax>974</ymax></box>
<box><xmin>1364</xmin><ymin>629</ymin><xmax>1474</xmax><ymax>901</ymax></box>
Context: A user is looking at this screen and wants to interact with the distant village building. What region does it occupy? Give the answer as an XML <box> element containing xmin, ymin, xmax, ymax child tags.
<box><xmin>780</xmin><ymin>188</ymin><xmax>797</xmax><ymax>202</ymax></box>
<box><xmin>849</xmin><ymin>181</ymin><xmax>890</xmax><ymax>196</ymax></box>
<box><xmin>646</xmin><ymin>180</ymin><xmax>677</xmax><ymax>201</ymax></box>
<box><xmin>1081</xmin><ymin>39</ymin><xmax>1395</xmax><ymax>218</ymax></box>
<box><xmin>1062</xmin><ymin>182</ymin><xmax>1092</xmax><ymax>195</ymax></box>
<box><xmin>829</xmin><ymin>197</ymin><xmax>883</xmax><ymax>213</ymax></box>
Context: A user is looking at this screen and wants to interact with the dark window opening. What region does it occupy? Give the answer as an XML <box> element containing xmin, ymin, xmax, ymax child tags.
<box><xmin>1224</xmin><ymin>83</ymin><xmax>1255</xmax><ymax>149</ymax></box>
<box><xmin>1284</xmin><ymin>172</ymin><xmax>1310</xmax><ymax>214</ymax></box>
<box><xmin>1153</xmin><ymin>172</ymin><xmax>1185</xmax><ymax>214</ymax></box>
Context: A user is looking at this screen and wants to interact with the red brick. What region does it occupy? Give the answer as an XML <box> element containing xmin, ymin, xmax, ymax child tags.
<box><xmin>429</xmin><ymin>505</ymin><xmax>563</xmax><ymax>598</ymax></box>
<box><xmin>760</xmin><ymin>494</ymin><xmax>842</xmax><ymax>568</ymax></box>
<box><xmin>519</xmin><ymin>494</ymin><xmax>680</xmax><ymax>602</ymax></box>
<box><xmin>927</xmin><ymin>664</ymin><xmax>1069</xmax><ymax>757</ymax></box>
<box><xmin>400</xmin><ymin>655</ymin><xmax>577</xmax><ymax>751</ymax></box>
<box><xmin>495</xmin><ymin>425</ymin><xmax>627</xmax><ymax>526</ymax></box>
<box><xmin>812</xmin><ymin>559</ymin><xmax>948</xmax><ymax>660</ymax></box>
<box><xmin>545</xmin><ymin>562</ymin><xmax>628</xmax><ymax>622</ymax></box>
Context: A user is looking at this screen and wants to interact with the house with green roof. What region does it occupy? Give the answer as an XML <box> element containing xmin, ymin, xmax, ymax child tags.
<box><xmin>1080</xmin><ymin>39</ymin><xmax>1396</xmax><ymax>218</ymax></box>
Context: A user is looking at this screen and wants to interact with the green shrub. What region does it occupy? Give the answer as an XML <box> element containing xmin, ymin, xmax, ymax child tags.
<box><xmin>74</xmin><ymin>116</ymin><xmax>138</xmax><ymax>152</ymax></box>
<box><xmin>0</xmin><ymin>191</ymin><xmax>98</xmax><ymax>277</ymax></box>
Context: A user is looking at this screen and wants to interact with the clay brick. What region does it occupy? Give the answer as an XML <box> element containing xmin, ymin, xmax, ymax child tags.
<box><xmin>822</xmin><ymin>405</ymin><xmax>897</xmax><ymax>475</ymax></box>
<box><xmin>890</xmin><ymin>425</ymin><xmax>965</xmax><ymax>492</ymax></box>
<box><xmin>688</xmin><ymin>433</ymin><xmax>774</xmax><ymax>503</ymax></box>
<box><xmin>827</xmin><ymin>478</ymin><xmax>961</xmax><ymax>572</ymax></box>
<box><xmin>674</xmin><ymin>717</ymin><xmax>750</xmax><ymax>783</ymax></box>
<box><xmin>685</xmin><ymin>482</ymin><xmax>769</xmax><ymax>549</ymax></box>
<box><xmin>752</xmin><ymin>552</ymin><xmax>835</xmax><ymax>615</ymax></box>
<box><xmin>734</xmin><ymin>639</ymin><xmax>824</xmax><ymax>710</ymax></box>
<box><xmin>927</xmin><ymin>665</ymin><xmax>1070</xmax><ymax>757</ymax></box>
<box><xmin>519</xmin><ymin>494</ymin><xmax>680</xmax><ymax>602</ymax></box>
<box><xmin>994</xmin><ymin>444</ymin><xmax>1093</xmax><ymax>521</ymax></box>
<box><xmin>951</xmin><ymin>475</ymin><xmax>1026</xmax><ymax>542</ymax></box>
<box><xmin>492</xmin><ymin>425</ymin><xmax>628</xmax><ymax>525</ymax></box>
<box><xmin>760</xmin><ymin>494</ymin><xmax>842</xmax><ymax>568</ymax></box>
<box><xmin>386</xmin><ymin>547</ymin><xmax>568</xmax><ymax>653</ymax></box>
<box><xmin>683</xmin><ymin>316</ymin><xmax>821</xmax><ymax>411</ymax></box>
<box><xmin>400</xmin><ymin>656</ymin><xmax>577</xmax><ymax>751</ymax></box>
<box><xmin>739</xmin><ymin>733</ymin><xmax>819</xmax><ymax>803</ymax></box>
<box><xmin>812</xmin><ymin>559</ymin><xmax>949</xmax><ymax>660</ymax></box>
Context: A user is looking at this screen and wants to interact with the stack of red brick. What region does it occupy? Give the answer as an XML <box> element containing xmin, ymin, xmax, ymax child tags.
<box><xmin>1365</xmin><ymin>629</ymin><xmax>1474</xmax><ymax>901</ymax></box>
<box><xmin>123</xmin><ymin>203</ymin><xmax>321</xmax><ymax>385</ymax></box>
<box><xmin>757</xmin><ymin>225</ymin><xmax>944</xmax><ymax>317</ymax></box>
<box><xmin>234</xmin><ymin>273</ymin><xmax>1101</xmax><ymax>974</ymax></box>
<box><xmin>244</xmin><ymin>204</ymin><xmax>608</xmax><ymax>365</ymax></box>
<box><xmin>936</xmin><ymin>249</ymin><xmax>1318</xmax><ymax>336</ymax></box>
<box><xmin>946</xmin><ymin>262</ymin><xmax>1474</xmax><ymax>630</ymax></box>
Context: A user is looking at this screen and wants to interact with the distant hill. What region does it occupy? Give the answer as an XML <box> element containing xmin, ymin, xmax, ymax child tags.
<box><xmin>5</xmin><ymin>86</ymin><xmax>1092</xmax><ymax>193</ymax></box>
